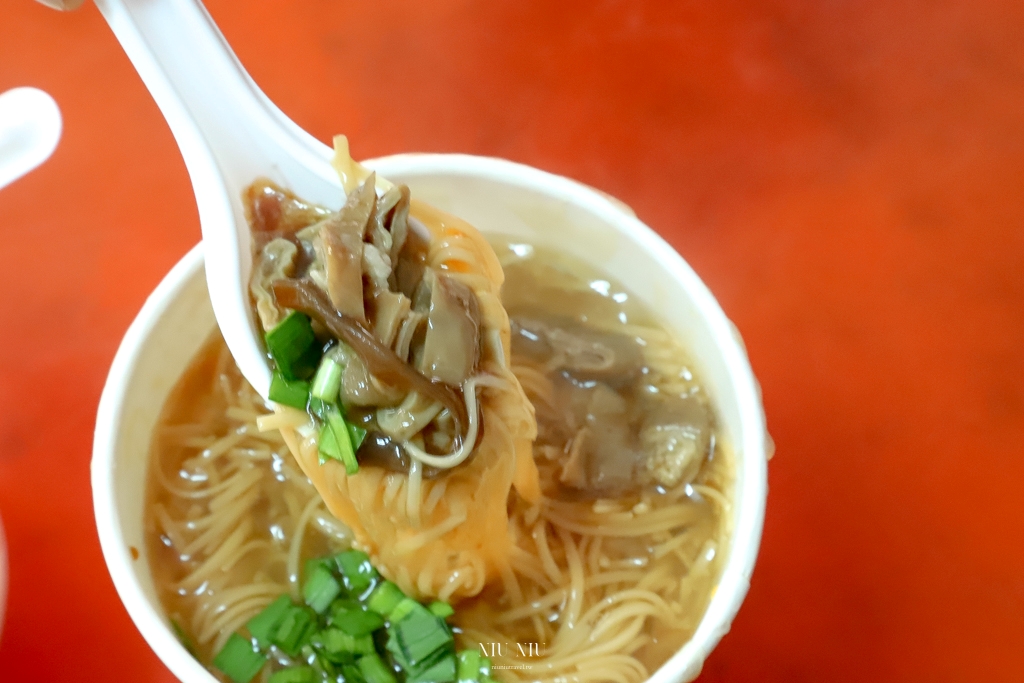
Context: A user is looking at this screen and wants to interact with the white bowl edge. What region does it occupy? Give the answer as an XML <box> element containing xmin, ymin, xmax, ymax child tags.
<box><xmin>92</xmin><ymin>244</ymin><xmax>219</xmax><ymax>683</ymax></box>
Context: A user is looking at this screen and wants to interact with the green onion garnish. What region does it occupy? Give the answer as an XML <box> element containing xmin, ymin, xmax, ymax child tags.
<box><xmin>303</xmin><ymin>639</ymin><xmax>338</xmax><ymax>678</ymax></box>
<box><xmin>213</xmin><ymin>633</ymin><xmax>267</xmax><ymax>683</ymax></box>
<box><xmin>385</xmin><ymin>630</ymin><xmax>412</xmax><ymax>671</ymax></box>
<box><xmin>389</xmin><ymin>596</ymin><xmax>427</xmax><ymax>624</ymax></box>
<box><xmin>429</xmin><ymin>601</ymin><xmax>455</xmax><ymax>619</ymax></box>
<box><xmin>303</xmin><ymin>564</ymin><xmax>342</xmax><ymax>614</ymax></box>
<box><xmin>342</xmin><ymin>664</ymin><xmax>368</xmax><ymax>683</ymax></box>
<box><xmin>268</xmin><ymin>371</ymin><xmax>311</xmax><ymax>410</ymax></box>
<box><xmin>457</xmin><ymin>650</ymin><xmax>481</xmax><ymax>683</ymax></box>
<box><xmin>318</xmin><ymin>406</ymin><xmax>359</xmax><ymax>474</ymax></box>
<box><xmin>366</xmin><ymin>580</ymin><xmax>405</xmax><ymax>617</ymax></box>
<box><xmin>358</xmin><ymin>652</ymin><xmax>398</xmax><ymax>683</ymax></box>
<box><xmin>348</xmin><ymin>421</ymin><xmax>368</xmax><ymax>450</ymax></box>
<box><xmin>265</xmin><ymin>311</ymin><xmax>321</xmax><ymax>380</ymax></box>
<box><xmin>336</xmin><ymin>549</ymin><xmax>378</xmax><ymax>594</ymax></box>
<box><xmin>268</xmin><ymin>666</ymin><xmax>317</xmax><ymax>683</ymax></box>
<box><xmin>204</xmin><ymin>551</ymin><xmax>472</xmax><ymax>683</ymax></box>
<box><xmin>272</xmin><ymin>605</ymin><xmax>317</xmax><ymax>657</ymax></box>
<box><xmin>304</xmin><ymin>555</ymin><xmax>336</xmax><ymax>580</ymax></box>
<box><xmin>406</xmin><ymin>652</ymin><xmax>457</xmax><ymax>683</ymax></box>
<box><xmin>456</xmin><ymin>651</ymin><xmax>479</xmax><ymax>683</ymax></box>
<box><xmin>319</xmin><ymin>628</ymin><xmax>375</xmax><ymax>661</ymax></box>
<box><xmin>310</xmin><ymin>355</ymin><xmax>344</xmax><ymax>402</ymax></box>
<box><xmin>394</xmin><ymin>609</ymin><xmax>454</xmax><ymax>667</ymax></box>
<box><xmin>307</xmin><ymin>396</ymin><xmax>333</xmax><ymax>421</ymax></box>
<box><xmin>479</xmin><ymin>657</ymin><xmax>491</xmax><ymax>678</ymax></box>
<box><xmin>329</xmin><ymin>602</ymin><xmax>385</xmax><ymax>636</ymax></box>
<box><xmin>246</xmin><ymin>594</ymin><xmax>293</xmax><ymax>649</ymax></box>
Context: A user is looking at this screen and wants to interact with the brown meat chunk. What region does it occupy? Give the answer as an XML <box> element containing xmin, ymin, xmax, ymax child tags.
<box><xmin>320</xmin><ymin>178</ymin><xmax>376</xmax><ymax>319</ymax></box>
<box><xmin>419</xmin><ymin>273</ymin><xmax>481</xmax><ymax>385</ymax></box>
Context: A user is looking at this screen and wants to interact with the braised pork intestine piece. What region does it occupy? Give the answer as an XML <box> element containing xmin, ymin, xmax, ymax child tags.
<box><xmin>338</xmin><ymin>350</ymin><xmax>404</xmax><ymax>407</ymax></box>
<box><xmin>420</xmin><ymin>270</ymin><xmax>480</xmax><ymax>385</ymax></box>
<box><xmin>371</xmin><ymin>290</ymin><xmax>413</xmax><ymax>349</ymax></box>
<box><xmin>250</xmin><ymin>237</ymin><xmax>298</xmax><ymax>330</ymax></box>
<box><xmin>320</xmin><ymin>180</ymin><xmax>372</xmax><ymax>320</ymax></box>
<box><xmin>244</xmin><ymin>180</ymin><xmax>333</xmax><ymax>235</ymax></box>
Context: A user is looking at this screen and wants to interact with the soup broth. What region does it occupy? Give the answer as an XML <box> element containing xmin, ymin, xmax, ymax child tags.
<box><xmin>145</xmin><ymin>239</ymin><xmax>732</xmax><ymax>683</ymax></box>
<box><xmin>146</xmin><ymin>336</ymin><xmax>352</xmax><ymax>663</ymax></box>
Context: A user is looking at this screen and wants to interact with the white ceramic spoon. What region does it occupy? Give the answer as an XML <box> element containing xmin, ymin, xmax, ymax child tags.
<box><xmin>96</xmin><ymin>0</ymin><xmax>346</xmax><ymax>398</ymax></box>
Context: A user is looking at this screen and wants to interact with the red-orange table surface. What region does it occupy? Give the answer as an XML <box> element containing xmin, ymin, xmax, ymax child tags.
<box><xmin>2</xmin><ymin>0</ymin><xmax>1023</xmax><ymax>680</ymax></box>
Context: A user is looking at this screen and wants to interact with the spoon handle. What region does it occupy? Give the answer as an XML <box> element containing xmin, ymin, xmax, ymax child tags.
<box><xmin>94</xmin><ymin>0</ymin><xmax>335</xmax><ymax>197</ymax></box>
<box><xmin>95</xmin><ymin>0</ymin><xmax>346</xmax><ymax>398</ymax></box>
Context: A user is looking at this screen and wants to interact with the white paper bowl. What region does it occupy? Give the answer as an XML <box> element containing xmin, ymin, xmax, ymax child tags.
<box><xmin>92</xmin><ymin>154</ymin><xmax>768</xmax><ymax>683</ymax></box>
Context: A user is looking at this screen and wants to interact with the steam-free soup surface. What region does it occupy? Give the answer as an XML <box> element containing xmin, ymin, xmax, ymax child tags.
<box><xmin>145</xmin><ymin>239</ymin><xmax>732</xmax><ymax>683</ymax></box>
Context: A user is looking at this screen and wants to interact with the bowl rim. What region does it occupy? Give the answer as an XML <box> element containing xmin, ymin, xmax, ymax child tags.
<box><xmin>92</xmin><ymin>153</ymin><xmax>767</xmax><ymax>683</ymax></box>
<box><xmin>92</xmin><ymin>242</ymin><xmax>216</xmax><ymax>683</ymax></box>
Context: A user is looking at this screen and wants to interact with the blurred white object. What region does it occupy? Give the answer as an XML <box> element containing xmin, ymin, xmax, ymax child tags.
<box><xmin>0</xmin><ymin>87</ymin><xmax>62</xmax><ymax>191</ymax></box>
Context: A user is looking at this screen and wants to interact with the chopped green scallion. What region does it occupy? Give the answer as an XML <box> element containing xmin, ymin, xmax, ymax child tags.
<box><xmin>268</xmin><ymin>666</ymin><xmax>317</xmax><ymax>683</ymax></box>
<box><xmin>307</xmin><ymin>396</ymin><xmax>333</xmax><ymax>421</ymax></box>
<box><xmin>366</xmin><ymin>580</ymin><xmax>405</xmax><ymax>617</ymax></box>
<box><xmin>336</xmin><ymin>549</ymin><xmax>378</xmax><ymax>594</ymax></box>
<box><xmin>329</xmin><ymin>603</ymin><xmax>386</xmax><ymax>636</ymax></box>
<box><xmin>406</xmin><ymin>652</ymin><xmax>457</xmax><ymax>683</ymax></box>
<box><xmin>272</xmin><ymin>605</ymin><xmax>317</xmax><ymax>657</ymax></box>
<box><xmin>304</xmin><ymin>556</ymin><xmax>337</xmax><ymax>590</ymax></box>
<box><xmin>246</xmin><ymin>594</ymin><xmax>293</xmax><ymax>648</ymax></box>
<box><xmin>395</xmin><ymin>609</ymin><xmax>454</xmax><ymax>667</ymax></box>
<box><xmin>479</xmin><ymin>657</ymin><xmax>491</xmax><ymax>677</ymax></box>
<box><xmin>265</xmin><ymin>311</ymin><xmax>321</xmax><ymax>380</ymax></box>
<box><xmin>358</xmin><ymin>652</ymin><xmax>398</xmax><ymax>683</ymax></box>
<box><xmin>385</xmin><ymin>630</ymin><xmax>412</xmax><ymax>671</ymax></box>
<box><xmin>212</xmin><ymin>633</ymin><xmax>267</xmax><ymax>683</ymax></box>
<box><xmin>304</xmin><ymin>638</ymin><xmax>339</xmax><ymax>677</ymax></box>
<box><xmin>303</xmin><ymin>564</ymin><xmax>342</xmax><ymax>614</ymax></box>
<box><xmin>319</xmin><ymin>628</ymin><xmax>376</xmax><ymax>661</ymax></box>
<box><xmin>457</xmin><ymin>650</ymin><xmax>482</xmax><ymax>683</ymax></box>
<box><xmin>318</xmin><ymin>406</ymin><xmax>359</xmax><ymax>474</ymax></box>
<box><xmin>342</xmin><ymin>663</ymin><xmax>368</xmax><ymax>683</ymax></box>
<box><xmin>348</xmin><ymin>421</ymin><xmax>368</xmax><ymax>450</ymax></box>
<box><xmin>389</xmin><ymin>596</ymin><xmax>429</xmax><ymax>624</ymax></box>
<box><xmin>318</xmin><ymin>423</ymin><xmax>339</xmax><ymax>465</ymax></box>
<box><xmin>429</xmin><ymin>601</ymin><xmax>455</xmax><ymax>619</ymax></box>
<box><xmin>268</xmin><ymin>371</ymin><xmax>311</xmax><ymax>410</ymax></box>
<box><xmin>311</xmin><ymin>355</ymin><xmax>344</xmax><ymax>402</ymax></box>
